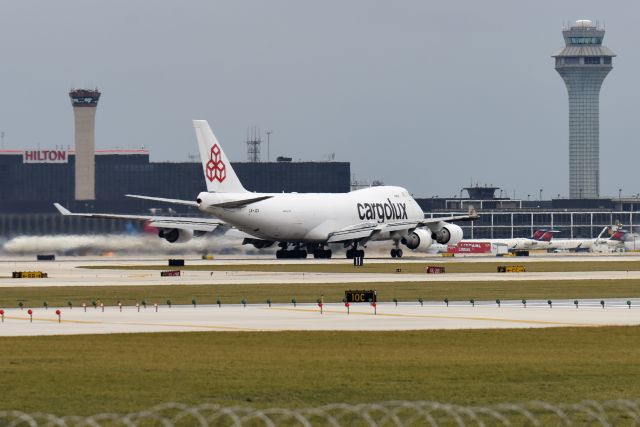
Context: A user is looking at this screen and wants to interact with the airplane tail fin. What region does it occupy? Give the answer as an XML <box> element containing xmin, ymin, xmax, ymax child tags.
<box><xmin>539</xmin><ymin>231</ymin><xmax>558</xmax><ymax>242</ymax></box>
<box><xmin>193</xmin><ymin>120</ymin><xmax>247</xmax><ymax>193</ymax></box>
<box><xmin>610</xmin><ymin>230</ymin><xmax>627</xmax><ymax>241</ymax></box>
<box><xmin>531</xmin><ymin>230</ymin><xmax>545</xmax><ymax>240</ymax></box>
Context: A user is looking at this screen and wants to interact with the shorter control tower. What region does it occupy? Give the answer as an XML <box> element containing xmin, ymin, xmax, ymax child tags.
<box><xmin>69</xmin><ymin>89</ymin><xmax>101</xmax><ymax>200</ymax></box>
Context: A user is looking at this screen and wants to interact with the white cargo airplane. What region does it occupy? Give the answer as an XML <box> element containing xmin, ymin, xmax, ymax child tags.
<box><xmin>55</xmin><ymin>120</ymin><xmax>477</xmax><ymax>259</ymax></box>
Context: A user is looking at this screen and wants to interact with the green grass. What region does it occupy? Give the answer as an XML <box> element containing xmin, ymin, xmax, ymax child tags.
<box><xmin>1</xmin><ymin>327</ymin><xmax>639</xmax><ymax>415</ymax></box>
<box><xmin>79</xmin><ymin>260</ymin><xmax>640</xmax><ymax>274</ymax></box>
<box><xmin>1</xmin><ymin>279</ymin><xmax>638</xmax><ymax>309</ymax></box>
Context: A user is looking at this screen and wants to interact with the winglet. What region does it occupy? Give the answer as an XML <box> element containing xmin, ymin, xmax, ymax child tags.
<box><xmin>53</xmin><ymin>203</ymin><xmax>72</xmax><ymax>215</ymax></box>
<box><xmin>468</xmin><ymin>205</ymin><xmax>479</xmax><ymax>219</ymax></box>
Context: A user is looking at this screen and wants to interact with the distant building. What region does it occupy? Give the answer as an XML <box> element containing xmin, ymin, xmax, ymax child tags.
<box><xmin>0</xmin><ymin>150</ymin><xmax>350</xmax><ymax>236</ymax></box>
<box><xmin>553</xmin><ymin>20</ymin><xmax>615</xmax><ymax>199</ymax></box>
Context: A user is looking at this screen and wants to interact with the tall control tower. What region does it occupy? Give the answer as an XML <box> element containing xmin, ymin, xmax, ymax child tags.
<box><xmin>69</xmin><ymin>88</ymin><xmax>101</xmax><ymax>200</ymax></box>
<box><xmin>553</xmin><ymin>20</ymin><xmax>615</xmax><ymax>199</ymax></box>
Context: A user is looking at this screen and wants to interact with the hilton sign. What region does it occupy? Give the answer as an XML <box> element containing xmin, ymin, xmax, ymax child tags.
<box><xmin>23</xmin><ymin>150</ymin><xmax>69</xmax><ymax>164</ymax></box>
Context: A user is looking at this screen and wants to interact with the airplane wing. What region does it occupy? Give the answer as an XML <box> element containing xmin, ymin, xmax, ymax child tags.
<box><xmin>420</xmin><ymin>206</ymin><xmax>479</xmax><ymax>225</ymax></box>
<box><xmin>327</xmin><ymin>220</ymin><xmax>419</xmax><ymax>243</ymax></box>
<box><xmin>327</xmin><ymin>208</ymin><xmax>478</xmax><ymax>244</ymax></box>
<box><xmin>53</xmin><ymin>203</ymin><xmax>223</xmax><ymax>232</ymax></box>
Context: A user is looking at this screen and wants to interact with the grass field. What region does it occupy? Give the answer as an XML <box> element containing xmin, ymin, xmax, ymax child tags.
<box><xmin>1</xmin><ymin>327</ymin><xmax>639</xmax><ymax>415</ymax></box>
<box><xmin>1</xmin><ymin>279</ymin><xmax>639</xmax><ymax>309</ymax></box>
<box><xmin>80</xmin><ymin>260</ymin><xmax>640</xmax><ymax>274</ymax></box>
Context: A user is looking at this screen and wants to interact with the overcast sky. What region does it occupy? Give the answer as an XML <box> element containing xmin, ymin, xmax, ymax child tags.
<box><xmin>0</xmin><ymin>1</ymin><xmax>638</xmax><ymax>199</ymax></box>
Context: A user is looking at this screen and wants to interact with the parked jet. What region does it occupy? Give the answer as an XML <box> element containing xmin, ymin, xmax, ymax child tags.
<box><xmin>56</xmin><ymin>120</ymin><xmax>477</xmax><ymax>258</ymax></box>
<box><xmin>545</xmin><ymin>226</ymin><xmax>628</xmax><ymax>252</ymax></box>
<box><xmin>447</xmin><ymin>229</ymin><xmax>554</xmax><ymax>252</ymax></box>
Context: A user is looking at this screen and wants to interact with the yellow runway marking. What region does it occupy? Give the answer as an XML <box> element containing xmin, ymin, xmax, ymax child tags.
<box><xmin>269</xmin><ymin>307</ymin><xmax>593</xmax><ymax>327</ymax></box>
<box><xmin>3</xmin><ymin>315</ymin><xmax>257</xmax><ymax>331</ymax></box>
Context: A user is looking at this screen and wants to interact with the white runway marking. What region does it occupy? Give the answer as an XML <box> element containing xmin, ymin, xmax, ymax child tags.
<box><xmin>1</xmin><ymin>255</ymin><xmax>640</xmax><ymax>288</ymax></box>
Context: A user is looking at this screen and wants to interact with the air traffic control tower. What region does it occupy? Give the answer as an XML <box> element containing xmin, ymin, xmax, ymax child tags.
<box><xmin>553</xmin><ymin>20</ymin><xmax>615</xmax><ymax>199</ymax></box>
<box><xmin>69</xmin><ymin>88</ymin><xmax>101</xmax><ymax>200</ymax></box>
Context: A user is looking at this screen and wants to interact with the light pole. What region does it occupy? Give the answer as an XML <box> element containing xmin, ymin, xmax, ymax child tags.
<box><xmin>539</xmin><ymin>188</ymin><xmax>543</xmax><ymax>201</ymax></box>
<box><xmin>619</xmin><ymin>188</ymin><xmax>622</xmax><ymax>201</ymax></box>
<box><xmin>266</xmin><ymin>130</ymin><xmax>273</xmax><ymax>162</ymax></box>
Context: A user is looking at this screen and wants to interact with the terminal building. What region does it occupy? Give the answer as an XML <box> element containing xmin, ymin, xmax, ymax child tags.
<box><xmin>418</xmin><ymin>186</ymin><xmax>640</xmax><ymax>240</ymax></box>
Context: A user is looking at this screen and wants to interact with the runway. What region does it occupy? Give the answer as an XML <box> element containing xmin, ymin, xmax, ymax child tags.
<box><xmin>0</xmin><ymin>299</ymin><xmax>638</xmax><ymax>336</ymax></box>
<box><xmin>2</xmin><ymin>255</ymin><xmax>640</xmax><ymax>288</ymax></box>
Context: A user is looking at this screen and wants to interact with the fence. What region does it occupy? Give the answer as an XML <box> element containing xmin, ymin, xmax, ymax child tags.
<box><xmin>2</xmin><ymin>400</ymin><xmax>639</xmax><ymax>426</ymax></box>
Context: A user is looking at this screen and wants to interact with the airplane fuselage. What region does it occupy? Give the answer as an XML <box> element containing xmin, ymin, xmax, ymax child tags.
<box><xmin>453</xmin><ymin>238</ymin><xmax>550</xmax><ymax>251</ymax></box>
<box><xmin>197</xmin><ymin>186</ymin><xmax>424</xmax><ymax>243</ymax></box>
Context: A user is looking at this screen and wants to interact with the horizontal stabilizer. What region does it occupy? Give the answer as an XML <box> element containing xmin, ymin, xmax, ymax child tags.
<box><xmin>209</xmin><ymin>195</ymin><xmax>273</xmax><ymax>209</ymax></box>
<box><xmin>125</xmin><ymin>194</ymin><xmax>198</xmax><ymax>207</ymax></box>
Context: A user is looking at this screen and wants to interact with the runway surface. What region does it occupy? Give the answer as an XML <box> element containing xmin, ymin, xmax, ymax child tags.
<box><xmin>0</xmin><ymin>299</ymin><xmax>638</xmax><ymax>336</ymax></box>
<box><xmin>2</xmin><ymin>254</ymin><xmax>640</xmax><ymax>287</ymax></box>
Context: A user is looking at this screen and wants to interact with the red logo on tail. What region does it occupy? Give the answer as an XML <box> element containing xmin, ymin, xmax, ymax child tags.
<box><xmin>206</xmin><ymin>144</ymin><xmax>226</xmax><ymax>183</ymax></box>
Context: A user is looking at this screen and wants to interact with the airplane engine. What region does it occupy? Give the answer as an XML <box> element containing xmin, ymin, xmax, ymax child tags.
<box><xmin>430</xmin><ymin>222</ymin><xmax>463</xmax><ymax>245</ymax></box>
<box><xmin>159</xmin><ymin>228</ymin><xmax>193</xmax><ymax>243</ymax></box>
<box><xmin>401</xmin><ymin>228</ymin><xmax>433</xmax><ymax>251</ymax></box>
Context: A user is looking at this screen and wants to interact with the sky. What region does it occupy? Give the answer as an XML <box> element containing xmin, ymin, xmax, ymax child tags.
<box><xmin>0</xmin><ymin>1</ymin><xmax>639</xmax><ymax>199</ymax></box>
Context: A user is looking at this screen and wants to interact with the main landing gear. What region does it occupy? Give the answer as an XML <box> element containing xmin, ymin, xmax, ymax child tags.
<box><xmin>312</xmin><ymin>247</ymin><xmax>332</xmax><ymax>259</ymax></box>
<box><xmin>275</xmin><ymin>242</ymin><xmax>307</xmax><ymax>259</ymax></box>
<box><xmin>345</xmin><ymin>244</ymin><xmax>365</xmax><ymax>259</ymax></box>
<box><xmin>390</xmin><ymin>241</ymin><xmax>403</xmax><ymax>258</ymax></box>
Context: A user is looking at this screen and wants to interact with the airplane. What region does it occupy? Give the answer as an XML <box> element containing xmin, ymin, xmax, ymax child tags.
<box><xmin>445</xmin><ymin>229</ymin><xmax>554</xmax><ymax>253</ymax></box>
<box><xmin>545</xmin><ymin>226</ymin><xmax>628</xmax><ymax>252</ymax></box>
<box><xmin>55</xmin><ymin>120</ymin><xmax>478</xmax><ymax>259</ymax></box>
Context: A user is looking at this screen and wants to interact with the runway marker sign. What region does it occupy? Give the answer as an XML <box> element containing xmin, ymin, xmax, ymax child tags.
<box><xmin>497</xmin><ymin>265</ymin><xmax>526</xmax><ymax>273</ymax></box>
<box><xmin>345</xmin><ymin>290</ymin><xmax>377</xmax><ymax>303</ymax></box>
<box><xmin>161</xmin><ymin>270</ymin><xmax>181</xmax><ymax>277</ymax></box>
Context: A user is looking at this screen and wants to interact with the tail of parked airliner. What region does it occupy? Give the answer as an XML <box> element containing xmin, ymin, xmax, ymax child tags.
<box><xmin>194</xmin><ymin>120</ymin><xmax>247</xmax><ymax>193</ymax></box>
<box><xmin>537</xmin><ymin>230</ymin><xmax>558</xmax><ymax>242</ymax></box>
<box><xmin>531</xmin><ymin>230</ymin><xmax>546</xmax><ymax>240</ymax></box>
